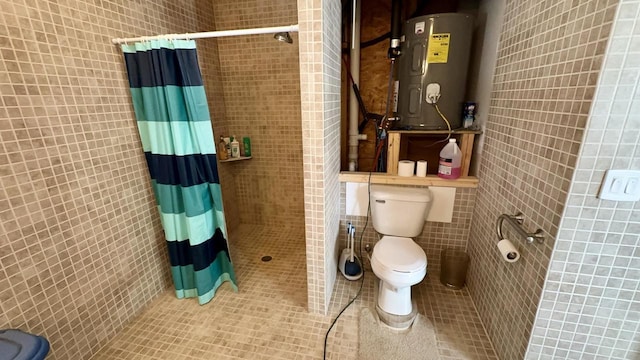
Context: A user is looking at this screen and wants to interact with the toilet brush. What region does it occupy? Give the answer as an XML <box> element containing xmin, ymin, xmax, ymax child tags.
<box><xmin>350</xmin><ymin>227</ymin><xmax>355</xmax><ymax>262</ymax></box>
<box><xmin>344</xmin><ymin>227</ymin><xmax>362</xmax><ymax>278</ymax></box>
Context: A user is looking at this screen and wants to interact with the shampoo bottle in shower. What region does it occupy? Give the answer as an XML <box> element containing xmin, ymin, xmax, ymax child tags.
<box><xmin>438</xmin><ymin>139</ymin><xmax>461</xmax><ymax>179</ymax></box>
<box><xmin>242</xmin><ymin>137</ymin><xmax>251</xmax><ymax>157</ymax></box>
<box><xmin>230</xmin><ymin>136</ymin><xmax>240</xmax><ymax>158</ymax></box>
<box><xmin>218</xmin><ymin>136</ymin><xmax>228</xmax><ymax>160</ymax></box>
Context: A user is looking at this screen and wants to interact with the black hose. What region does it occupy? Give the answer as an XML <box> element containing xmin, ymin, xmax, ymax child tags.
<box><xmin>362</xmin><ymin>32</ymin><xmax>391</xmax><ymax>49</ymax></box>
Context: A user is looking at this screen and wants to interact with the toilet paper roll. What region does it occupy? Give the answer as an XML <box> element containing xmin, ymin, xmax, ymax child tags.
<box><xmin>497</xmin><ymin>239</ymin><xmax>520</xmax><ymax>263</ymax></box>
<box><xmin>398</xmin><ymin>160</ymin><xmax>415</xmax><ymax>177</ymax></box>
<box><xmin>416</xmin><ymin>160</ymin><xmax>428</xmax><ymax>177</ymax></box>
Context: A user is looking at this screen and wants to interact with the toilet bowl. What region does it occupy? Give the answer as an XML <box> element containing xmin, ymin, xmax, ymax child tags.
<box><xmin>371</xmin><ymin>236</ymin><xmax>427</xmax><ymax>315</ymax></box>
<box><xmin>369</xmin><ymin>185</ymin><xmax>431</xmax><ymax>319</ymax></box>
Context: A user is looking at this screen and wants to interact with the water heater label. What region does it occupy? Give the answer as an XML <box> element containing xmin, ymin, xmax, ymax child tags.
<box><xmin>427</xmin><ymin>33</ymin><xmax>450</xmax><ymax>63</ymax></box>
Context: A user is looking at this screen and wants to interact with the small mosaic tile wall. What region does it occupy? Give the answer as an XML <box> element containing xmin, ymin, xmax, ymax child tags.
<box><xmin>526</xmin><ymin>1</ymin><xmax>640</xmax><ymax>358</ymax></box>
<box><xmin>466</xmin><ymin>0</ymin><xmax>619</xmax><ymax>359</ymax></box>
<box><xmin>199</xmin><ymin>20</ymin><xmax>241</xmax><ymax>233</ymax></box>
<box><xmin>339</xmin><ymin>184</ymin><xmax>476</xmax><ymax>276</ymax></box>
<box><xmin>211</xmin><ymin>0</ymin><xmax>304</xmax><ymax>228</ymax></box>
<box><xmin>298</xmin><ymin>0</ymin><xmax>343</xmax><ymax>314</ymax></box>
<box><xmin>321</xmin><ymin>0</ymin><xmax>343</xmax><ymax>316</ymax></box>
<box><xmin>0</xmin><ymin>1</ymin><xmax>222</xmax><ymax>359</ymax></box>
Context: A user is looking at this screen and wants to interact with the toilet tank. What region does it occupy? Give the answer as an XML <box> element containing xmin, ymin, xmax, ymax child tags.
<box><xmin>370</xmin><ymin>185</ymin><xmax>432</xmax><ymax>237</ymax></box>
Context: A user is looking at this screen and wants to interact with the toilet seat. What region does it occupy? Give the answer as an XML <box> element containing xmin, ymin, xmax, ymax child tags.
<box><xmin>372</xmin><ymin>236</ymin><xmax>427</xmax><ymax>273</ymax></box>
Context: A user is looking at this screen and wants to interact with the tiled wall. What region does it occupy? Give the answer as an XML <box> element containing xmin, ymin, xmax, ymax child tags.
<box><xmin>199</xmin><ymin>32</ymin><xmax>240</xmax><ymax>233</ymax></box>
<box><xmin>339</xmin><ymin>184</ymin><xmax>476</xmax><ymax>276</ymax></box>
<box><xmin>298</xmin><ymin>0</ymin><xmax>343</xmax><ymax>314</ymax></box>
<box><xmin>193</xmin><ymin>6</ymin><xmax>241</xmax><ymax>234</ymax></box>
<box><xmin>466</xmin><ymin>1</ymin><xmax>619</xmax><ymax>359</ymax></box>
<box><xmin>526</xmin><ymin>1</ymin><xmax>640</xmax><ymax>358</ymax></box>
<box><xmin>465</xmin><ymin>0</ymin><xmax>505</xmax><ymax>173</ymax></box>
<box><xmin>321</xmin><ymin>0</ymin><xmax>343</xmax><ymax>311</ymax></box>
<box><xmin>0</xmin><ymin>0</ymin><xmax>218</xmax><ymax>359</ymax></box>
<box><xmin>211</xmin><ymin>0</ymin><xmax>304</xmax><ymax>228</ymax></box>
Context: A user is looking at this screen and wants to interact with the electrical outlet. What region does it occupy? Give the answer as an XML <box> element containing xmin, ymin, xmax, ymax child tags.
<box><xmin>425</xmin><ymin>83</ymin><xmax>441</xmax><ymax>104</ymax></box>
<box><xmin>598</xmin><ymin>169</ymin><xmax>640</xmax><ymax>201</ymax></box>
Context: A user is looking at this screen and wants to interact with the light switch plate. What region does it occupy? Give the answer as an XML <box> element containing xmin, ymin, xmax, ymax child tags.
<box><xmin>598</xmin><ymin>169</ymin><xmax>640</xmax><ymax>201</ymax></box>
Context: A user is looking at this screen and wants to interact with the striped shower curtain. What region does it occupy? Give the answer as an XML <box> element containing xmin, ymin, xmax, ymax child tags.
<box><xmin>122</xmin><ymin>39</ymin><xmax>237</xmax><ymax>305</ymax></box>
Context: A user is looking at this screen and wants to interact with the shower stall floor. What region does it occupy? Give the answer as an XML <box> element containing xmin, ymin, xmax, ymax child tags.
<box><xmin>90</xmin><ymin>224</ymin><xmax>497</xmax><ymax>360</ymax></box>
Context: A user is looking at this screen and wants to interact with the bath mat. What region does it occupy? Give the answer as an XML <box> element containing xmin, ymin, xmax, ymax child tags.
<box><xmin>358</xmin><ymin>308</ymin><xmax>440</xmax><ymax>360</ymax></box>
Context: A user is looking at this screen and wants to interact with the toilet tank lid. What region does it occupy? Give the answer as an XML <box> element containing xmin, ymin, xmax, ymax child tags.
<box><xmin>370</xmin><ymin>185</ymin><xmax>431</xmax><ymax>203</ymax></box>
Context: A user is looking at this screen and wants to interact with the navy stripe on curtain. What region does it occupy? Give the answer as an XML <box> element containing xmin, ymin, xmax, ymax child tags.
<box><xmin>145</xmin><ymin>153</ymin><xmax>220</xmax><ymax>187</ymax></box>
<box><xmin>124</xmin><ymin>48</ymin><xmax>203</xmax><ymax>88</ymax></box>
<box><xmin>167</xmin><ymin>229</ymin><xmax>231</xmax><ymax>271</ymax></box>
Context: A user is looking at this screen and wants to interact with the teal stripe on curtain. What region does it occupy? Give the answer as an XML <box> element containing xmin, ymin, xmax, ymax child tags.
<box><xmin>122</xmin><ymin>39</ymin><xmax>237</xmax><ymax>305</ymax></box>
<box><xmin>121</xmin><ymin>39</ymin><xmax>197</xmax><ymax>53</ymax></box>
<box><xmin>159</xmin><ymin>208</ymin><xmax>227</xmax><ymax>245</ymax></box>
<box><xmin>172</xmin><ymin>252</ymin><xmax>238</xmax><ymax>303</ymax></box>
<box><xmin>152</xmin><ymin>182</ymin><xmax>224</xmax><ymax>215</ymax></box>
<box><xmin>130</xmin><ymin>87</ymin><xmax>212</xmax><ymax>122</ymax></box>
<box><xmin>137</xmin><ymin>121</ymin><xmax>216</xmax><ymax>155</ymax></box>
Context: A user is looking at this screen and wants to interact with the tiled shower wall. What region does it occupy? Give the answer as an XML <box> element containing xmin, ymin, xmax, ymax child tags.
<box><xmin>196</xmin><ymin>11</ymin><xmax>240</xmax><ymax>233</ymax></box>
<box><xmin>339</xmin><ymin>184</ymin><xmax>476</xmax><ymax>276</ymax></box>
<box><xmin>211</xmin><ymin>0</ymin><xmax>304</xmax><ymax>228</ymax></box>
<box><xmin>466</xmin><ymin>0</ymin><xmax>619</xmax><ymax>359</ymax></box>
<box><xmin>320</xmin><ymin>0</ymin><xmax>342</xmax><ymax>313</ymax></box>
<box><xmin>298</xmin><ymin>0</ymin><xmax>343</xmax><ymax>314</ymax></box>
<box><xmin>200</xmin><ymin>35</ymin><xmax>240</xmax><ymax>233</ymax></box>
<box><xmin>0</xmin><ymin>1</ymin><xmax>221</xmax><ymax>359</ymax></box>
<box><xmin>527</xmin><ymin>1</ymin><xmax>640</xmax><ymax>358</ymax></box>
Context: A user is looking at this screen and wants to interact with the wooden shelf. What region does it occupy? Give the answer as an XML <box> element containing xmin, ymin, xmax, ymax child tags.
<box><xmin>339</xmin><ymin>172</ymin><xmax>479</xmax><ymax>188</ymax></box>
<box><xmin>219</xmin><ymin>156</ymin><xmax>252</xmax><ymax>163</ymax></box>
<box><xmin>388</xmin><ymin>129</ymin><xmax>482</xmax><ymax>135</ymax></box>
<box><xmin>386</xmin><ymin>129</ymin><xmax>481</xmax><ymax>177</ymax></box>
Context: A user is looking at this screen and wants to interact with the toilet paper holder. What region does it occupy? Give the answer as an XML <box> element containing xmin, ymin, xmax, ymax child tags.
<box><xmin>496</xmin><ymin>212</ymin><xmax>545</xmax><ymax>244</ymax></box>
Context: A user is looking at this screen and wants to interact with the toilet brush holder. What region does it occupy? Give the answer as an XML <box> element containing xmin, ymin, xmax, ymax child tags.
<box><xmin>339</xmin><ymin>248</ymin><xmax>363</xmax><ymax>281</ymax></box>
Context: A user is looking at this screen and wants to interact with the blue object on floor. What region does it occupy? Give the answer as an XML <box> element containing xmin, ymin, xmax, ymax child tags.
<box><xmin>0</xmin><ymin>329</ymin><xmax>50</xmax><ymax>360</ymax></box>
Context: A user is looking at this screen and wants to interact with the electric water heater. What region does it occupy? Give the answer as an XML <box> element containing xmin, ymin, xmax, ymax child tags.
<box><xmin>396</xmin><ymin>13</ymin><xmax>474</xmax><ymax>130</ymax></box>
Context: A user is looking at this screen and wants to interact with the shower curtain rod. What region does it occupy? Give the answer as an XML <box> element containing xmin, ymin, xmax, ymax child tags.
<box><xmin>111</xmin><ymin>24</ymin><xmax>299</xmax><ymax>44</ymax></box>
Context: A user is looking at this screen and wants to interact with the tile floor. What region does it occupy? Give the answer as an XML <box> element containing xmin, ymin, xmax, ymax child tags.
<box><xmin>91</xmin><ymin>225</ymin><xmax>498</xmax><ymax>359</ymax></box>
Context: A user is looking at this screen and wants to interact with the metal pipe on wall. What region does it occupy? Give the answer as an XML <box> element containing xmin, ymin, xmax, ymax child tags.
<box><xmin>348</xmin><ymin>0</ymin><xmax>361</xmax><ymax>172</ymax></box>
<box><xmin>388</xmin><ymin>0</ymin><xmax>403</xmax><ymax>59</ymax></box>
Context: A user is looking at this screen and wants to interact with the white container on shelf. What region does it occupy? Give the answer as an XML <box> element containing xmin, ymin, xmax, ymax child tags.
<box><xmin>438</xmin><ymin>139</ymin><xmax>461</xmax><ymax>179</ymax></box>
<box><xmin>230</xmin><ymin>136</ymin><xmax>240</xmax><ymax>158</ymax></box>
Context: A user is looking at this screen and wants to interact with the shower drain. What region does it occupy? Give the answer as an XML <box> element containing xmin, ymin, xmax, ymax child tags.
<box><xmin>261</xmin><ymin>255</ymin><xmax>272</xmax><ymax>262</ymax></box>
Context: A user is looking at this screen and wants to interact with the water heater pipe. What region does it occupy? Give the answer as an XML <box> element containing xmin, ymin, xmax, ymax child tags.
<box><xmin>388</xmin><ymin>0</ymin><xmax>403</xmax><ymax>58</ymax></box>
<box><xmin>348</xmin><ymin>0</ymin><xmax>362</xmax><ymax>172</ymax></box>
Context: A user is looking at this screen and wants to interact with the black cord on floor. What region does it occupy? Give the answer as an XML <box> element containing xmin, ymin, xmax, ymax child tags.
<box><xmin>323</xmin><ymin>172</ymin><xmax>372</xmax><ymax>360</ymax></box>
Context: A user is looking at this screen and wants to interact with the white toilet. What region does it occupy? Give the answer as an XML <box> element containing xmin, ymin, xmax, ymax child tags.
<box><xmin>370</xmin><ymin>185</ymin><xmax>431</xmax><ymax>317</ymax></box>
